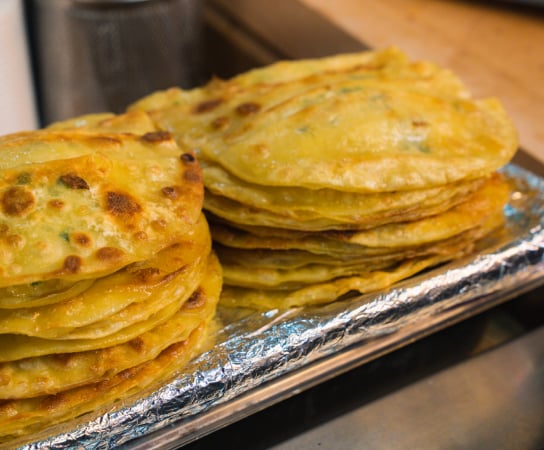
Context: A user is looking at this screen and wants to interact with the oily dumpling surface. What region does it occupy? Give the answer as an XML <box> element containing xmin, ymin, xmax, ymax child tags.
<box><xmin>130</xmin><ymin>47</ymin><xmax>517</xmax><ymax>192</ymax></box>
<box><xmin>0</xmin><ymin>128</ymin><xmax>203</xmax><ymax>287</ymax></box>
<box><xmin>0</xmin><ymin>214</ymin><xmax>211</xmax><ymax>339</ymax></box>
<box><xmin>202</xmin><ymin>160</ymin><xmax>486</xmax><ymax>221</ymax></box>
<box><xmin>0</xmin><ymin>252</ymin><xmax>221</xmax><ymax>400</ymax></box>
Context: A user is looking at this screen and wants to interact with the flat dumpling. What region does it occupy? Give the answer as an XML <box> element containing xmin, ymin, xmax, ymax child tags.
<box><xmin>0</xmin><ymin>127</ymin><xmax>203</xmax><ymax>287</ymax></box>
<box><xmin>130</xmin><ymin>47</ymin><xmax>517</xmax><ymax>192</ymax></box>
<box><xmin>194</xmin><ymin>90</ymin><xmax>516</xmax><ymax>192</ymax></box>
<box><xmin>217</xmin><ymin>212</ymin><xmax>504</xmax><ymax>292</ymax></box>
<box><xmin>219</xmin><ymin>253</ymin><xmax>462</xmax><ymax>310</ymax></box>
<box><xmin>0</xmin><ymin>252</ymin><xmax>221</xmax><ymax>400</ymax></box>
<box><xmin>202</xmin><ymin>160</ymin><xmax>486</xmax><ymax>221</ymax></box>
<box><xmin>0</xmin><ymin>254</ymin><xmax>221</xmax><ymax>441</ymax></box>
<box><xmin>0</xmin><ymin>214</ymin><xmax>211</xmax><ymax>339</ymax></box>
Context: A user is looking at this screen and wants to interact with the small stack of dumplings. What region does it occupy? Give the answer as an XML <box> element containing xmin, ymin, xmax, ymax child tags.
<box><xmin>131</xmin><ymin>47</ymin><xmax>517</xmax><ymax>310</ymax></box>
<box><xmin>0</xmin><ymin>112</ymin><xmax>221</xmax><ymax>443</ymax></box>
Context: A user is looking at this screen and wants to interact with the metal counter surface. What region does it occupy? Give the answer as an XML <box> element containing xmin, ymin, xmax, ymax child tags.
<box><xmin>183</xmin><ymin>292</ymin><xmax>544</xmax><ymax>450</ymax></box>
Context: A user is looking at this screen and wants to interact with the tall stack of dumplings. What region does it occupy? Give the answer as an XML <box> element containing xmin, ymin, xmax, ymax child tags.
<box><xmin>0</xmin><ymin>112</ymin><xmax>221</xmax><ymax>443</ymax></box>
<box><xmin>130</xmin><ymin>47</ymin><xmax>518</xmax><ymax>310</ymax></box>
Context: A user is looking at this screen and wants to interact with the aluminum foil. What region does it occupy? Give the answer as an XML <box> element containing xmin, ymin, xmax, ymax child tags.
<box><xmin>19</xmin><ymin>164</ymin><xmax>544</xmax><ymax>450</ymax></box>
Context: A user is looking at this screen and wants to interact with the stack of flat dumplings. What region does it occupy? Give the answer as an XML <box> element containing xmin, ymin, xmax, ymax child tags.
<box><xmin>130</xmin><ymin>47</ymin><xmax>518</xmax><ymax>310</ymax></box>
<box><xmin>0</xmin><ymin>112</ymin><xmax>221</xmax><ymax>443</ymax></box>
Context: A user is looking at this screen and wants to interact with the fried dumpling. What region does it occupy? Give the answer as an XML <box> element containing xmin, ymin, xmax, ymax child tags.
<box><xmin>0</xmin><ymin>127</ymin><xmax>203</xmax><ymax>287</ymax></box>
<box><xmin>130</xmin><ymin>47</ymin><xmax>517</xmax><ymax>192</ymax></box>
<box><xmin>0</xmin><ymin>252</ymin><xmax>221</xmax><ymax>401</ymax></box>
<box><xmin>0</xmin><ymin>253</ymin><xmax>222</xmax><ymax>441</ymax></box>
<box><xmin>0</xmin><ymin>214</ymin><xmax>211</xmax><ymax>339</ymax></box>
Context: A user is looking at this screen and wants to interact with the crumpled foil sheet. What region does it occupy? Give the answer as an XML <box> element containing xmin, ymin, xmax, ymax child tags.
<box><xmin>19</xmin><ymin>164</ymin><xmax>544</xmax><ymax>450</ymax></box>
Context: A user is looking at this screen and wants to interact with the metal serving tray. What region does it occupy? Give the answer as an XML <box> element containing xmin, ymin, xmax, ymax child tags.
<box><xmin>19</xmin><ymin>164</ymin><xmax>544</xmax><ymax>450</ymax></box>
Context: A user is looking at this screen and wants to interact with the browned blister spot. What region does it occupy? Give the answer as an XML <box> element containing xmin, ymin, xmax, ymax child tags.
<box><xmin>324</xmin><ymin>229</ymin><xmax>357</xmax><ymax>240</ymax></box>
<box><xmin>71</xmin><ymin>232</ymin><xmax>92</xmax><ymax>247</ymax></box>
<box><xmin>0</xmin><ymin>370</ymin><xmax>10</xmax><ymax>387</ymax></box>
<box><xmin>48</xmin><ymin>199</ymin><xmax>65</xmax><ymax>209</ymax></box>
<box><xmin>0</xmin><ymin>224</ymin><xmax>8</xmax><ymax>235</ymax></box>
<box><xmin>96</xmin><ymin>247</ymin><xmax>124</xmax><ymax>262</ymax></box>
<box><xmin>1</xmin><ymin>186</ymin><xmax>35</xmax><ymax>216</ymax></box>
<box><xmin>180</xmin><ymin>153</ymin><xmax>196</xmax><ymax>163</ymax></box>
<box><xmin>184</xmin><ymin>289</ymin><xmax>205</xmax><ymax>309</ymax></box>
<box><xmin>63</xmin><ymin>255</ymin><xmax>82</xmax><ymax>274</ymax></box>
<box><xmin>151</xmin><ymin>219</ymin><xmax>168</xmax><ymax>230</ymax></box>
<box><xmin>40</xmin><ymin>393</ymin><xmax>68</xmax><ymax>412</ymax></box>
<box><xmin>161</xmin><ymin>266</ymin><xmax>185</xmax><ymax>284</ymax></box>
<box><xmin>183</xmin><ymin>169</ymin><xmax>201</xmax><ymax>183</ymax></box>
<box><xmin>211</xmin><ymin>116</ymin><xmax>230</xmax><ymax>130</ymax></box>
<box><xmin>412</xmin><ymin>119</ymin><xmax>429</xmax><ymax>127</ymax></box>
<box><xmin>161</xmin><ymin>185</ymin><xmax>182</xmax><ymax>200</ymax></box>
<box><xmin>133</xmin><ymin>231</ymin><xmax>148</xmax><ymax>241</ymax></box>
<box><xmin>236</xmin><ymin>102</ymin><xmax>261</xmax><ymax>116</ymax></box>
<box><xmin>6</xmin><ymin>234</ymin><xmax>23</xmax><ymax>248</ymax></box>
<box><xmin>87</xmin><ymin>136</ymin><xmax>122</xmax><ymax>147</ymax></box>
<box><xmin>141</xmin><ymin>131</ymin><xmax>172</xmax><ymax>143</ymax></box>
<box><xmin>128</xmin><ymin>337</ymin><xmax>146</xmax><ymax>353</ymax></box>
<box><xmin>0</xmin><ymin>400</ymin><xmax>17</xmax><ymax>417</ymax></box>
<box><xmin>116</xmin><ymin>366</ymin><xmax>139</xmax><ymax>383</ymax></box>
<box><xmin>16</xmin><ymin>172</ymin><xmax>32</xmax><ymax>185</ymax></box>
<box><xmin>53</xmin><ymin>353</ymin><xmax>75</xmax><ymax>367</ymax></box>
<box><xmin>106</xmin><ymin>191</ymin><xmax>142</xmax><ymax>217</ymax></box>
<box><xmin>192</xmin><ymin>98</ymin><xmax>223</xmax><ymax>114</ymax></box>
<box><xmin>132</xmin><ymin>267</ymin><xmax>161</xmax><ymax>283</ymax></box>
<box><xmin>59</xmin><ymin>173</ymin><xmax>90</xmax><ymax>190</ymax></box>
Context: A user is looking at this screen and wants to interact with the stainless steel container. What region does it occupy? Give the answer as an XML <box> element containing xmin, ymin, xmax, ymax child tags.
<box><xmin>29</xmin><ymin>0</ymin><xmax>203</xmax><ymax>125</ymax></box>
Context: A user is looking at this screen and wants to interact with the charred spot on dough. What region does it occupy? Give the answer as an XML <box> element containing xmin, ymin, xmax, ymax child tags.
<box><xmin>1</xmin><ymin>186</ymin><xmax>35</xmax><ymax>216</ymax></box>
<box><xmin>106</xmin><ymin>191</ymin><xmax>142</xmax><ymax>217</ymax></box>
<box><xmin>71</xmin><ymin>232</ymin><xmax>92</xmax><ymax>247</ymax></box>
<box><xmin>192</xmin><ymin>98</ymin><xmax>223</xmax><ymax>114</ymax></box>
<box><xmin>0</xmin><ymin>372</ymin><xmax>10</xmax><ymax>387</ymax></box>
<box><xmin>132</xmin><ymin>267</ymin><xmax>161</xmax><ymax>283</ymax></box>
<box><xmin>128</xmin><ymin>337</ymin><xmax>146</xmax><ymax>353</ymax></box>
<box><xmin>140</xmin><ymin>131</ymin><xmax>172</xmax><ymax>143</ymax></box>
<box><xmin>211</xmin><ymin>116</ymin><xmax>230</xmax><ymax>130</ymax></box>
<box><xmin>412</xmin><ymin>119</ymin><xmax>429</xmax><ymax>127</ymax></box>
<box><xmin>184</xmin><ymin>288</ymin><xmax>205</xmax><ymax>309</ymax></box>
<box><xmin>87</xmin><ymin>135</ymin><xmax>122</xmax><ymax>147</ymax></box>
<box><xmin>151</xmin><ymin>219</ymin><xmax>168</xmax><ymax>230</ymax></box>
<box><xmin>39</xmin><ymin>392</ymin><xmax>69</xmax><ymax>411</ymax></box>
<box><xmin>63</xmin><ymin>255</ymin><xmax>82</xmax><ymax>274</ymax></box>
<box><xmin>180</xmin><ymin>153</ymin><xmax>196</xmax><ymax>164</ymax></box>
<box><xmin>236</xmin><ymin>102</ymin><xmax>261</xmax><ymax>116</ymax></box>
<box><xmin>48</xmin><ymin>199</ymin><xmax>65</xmax><ymax>209</ymax></box>
<box><xmin>133</xmin><ymin>231</ymin><xmax>148</xmax><ymax>241</ymax></box>
<box><xmin>183</xmin><ymin>169</ymin><xmax>201</xmax><ymax>183</ymax></box>
<box><xmin>161</xmin><ymin>265</ymin><xmax>185</xmax><ymax>283</ymax></box>
<box><xmin>96</xmin><ymin>246</ymin><xmax>125</xmax><ymax>262</ymax></box>
<box><xmin>52</xmin><ymin>353</ymin><xmax>75</xmax><ymax>367</ymax></box>
<box><xmin>0</xmin><ymin>401</ymin><xmax>17</xmax><ymax>417</ymax></box>
<box><xmin>16</xmin><ymin>172</ymin><xmax>32</xmax><ymax>185</ymax></box>
<box><xmin>161</xmin><ymin>185</ymin><xmax>183</xmax><ymax>200</ymax></box>
<box><xmin>324</xmin><ymin>229</ymin><xmax>357</xmax><ymax>240</ymax></box>
<box><xmin>58</xmin><ymin>173</ymin><xmax>90</xmax><ymax>190</ymax></box>
<box><xmin>6</xmin><ymin>234</ymin><xmax>23</xmax><ymax>248</ymax></box>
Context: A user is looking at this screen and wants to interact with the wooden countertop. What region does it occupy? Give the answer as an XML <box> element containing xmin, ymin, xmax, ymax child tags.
<box><xmin>299</xmin><ymin>0</ymin><xmax>544</xmax><ymax>163</ymax></box>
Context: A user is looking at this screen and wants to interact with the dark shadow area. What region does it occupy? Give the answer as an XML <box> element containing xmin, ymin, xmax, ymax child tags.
<box><xmin>183</xmin><ymin>287</ymin><xmax>543</xmax><ymax>449</ymax></box>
